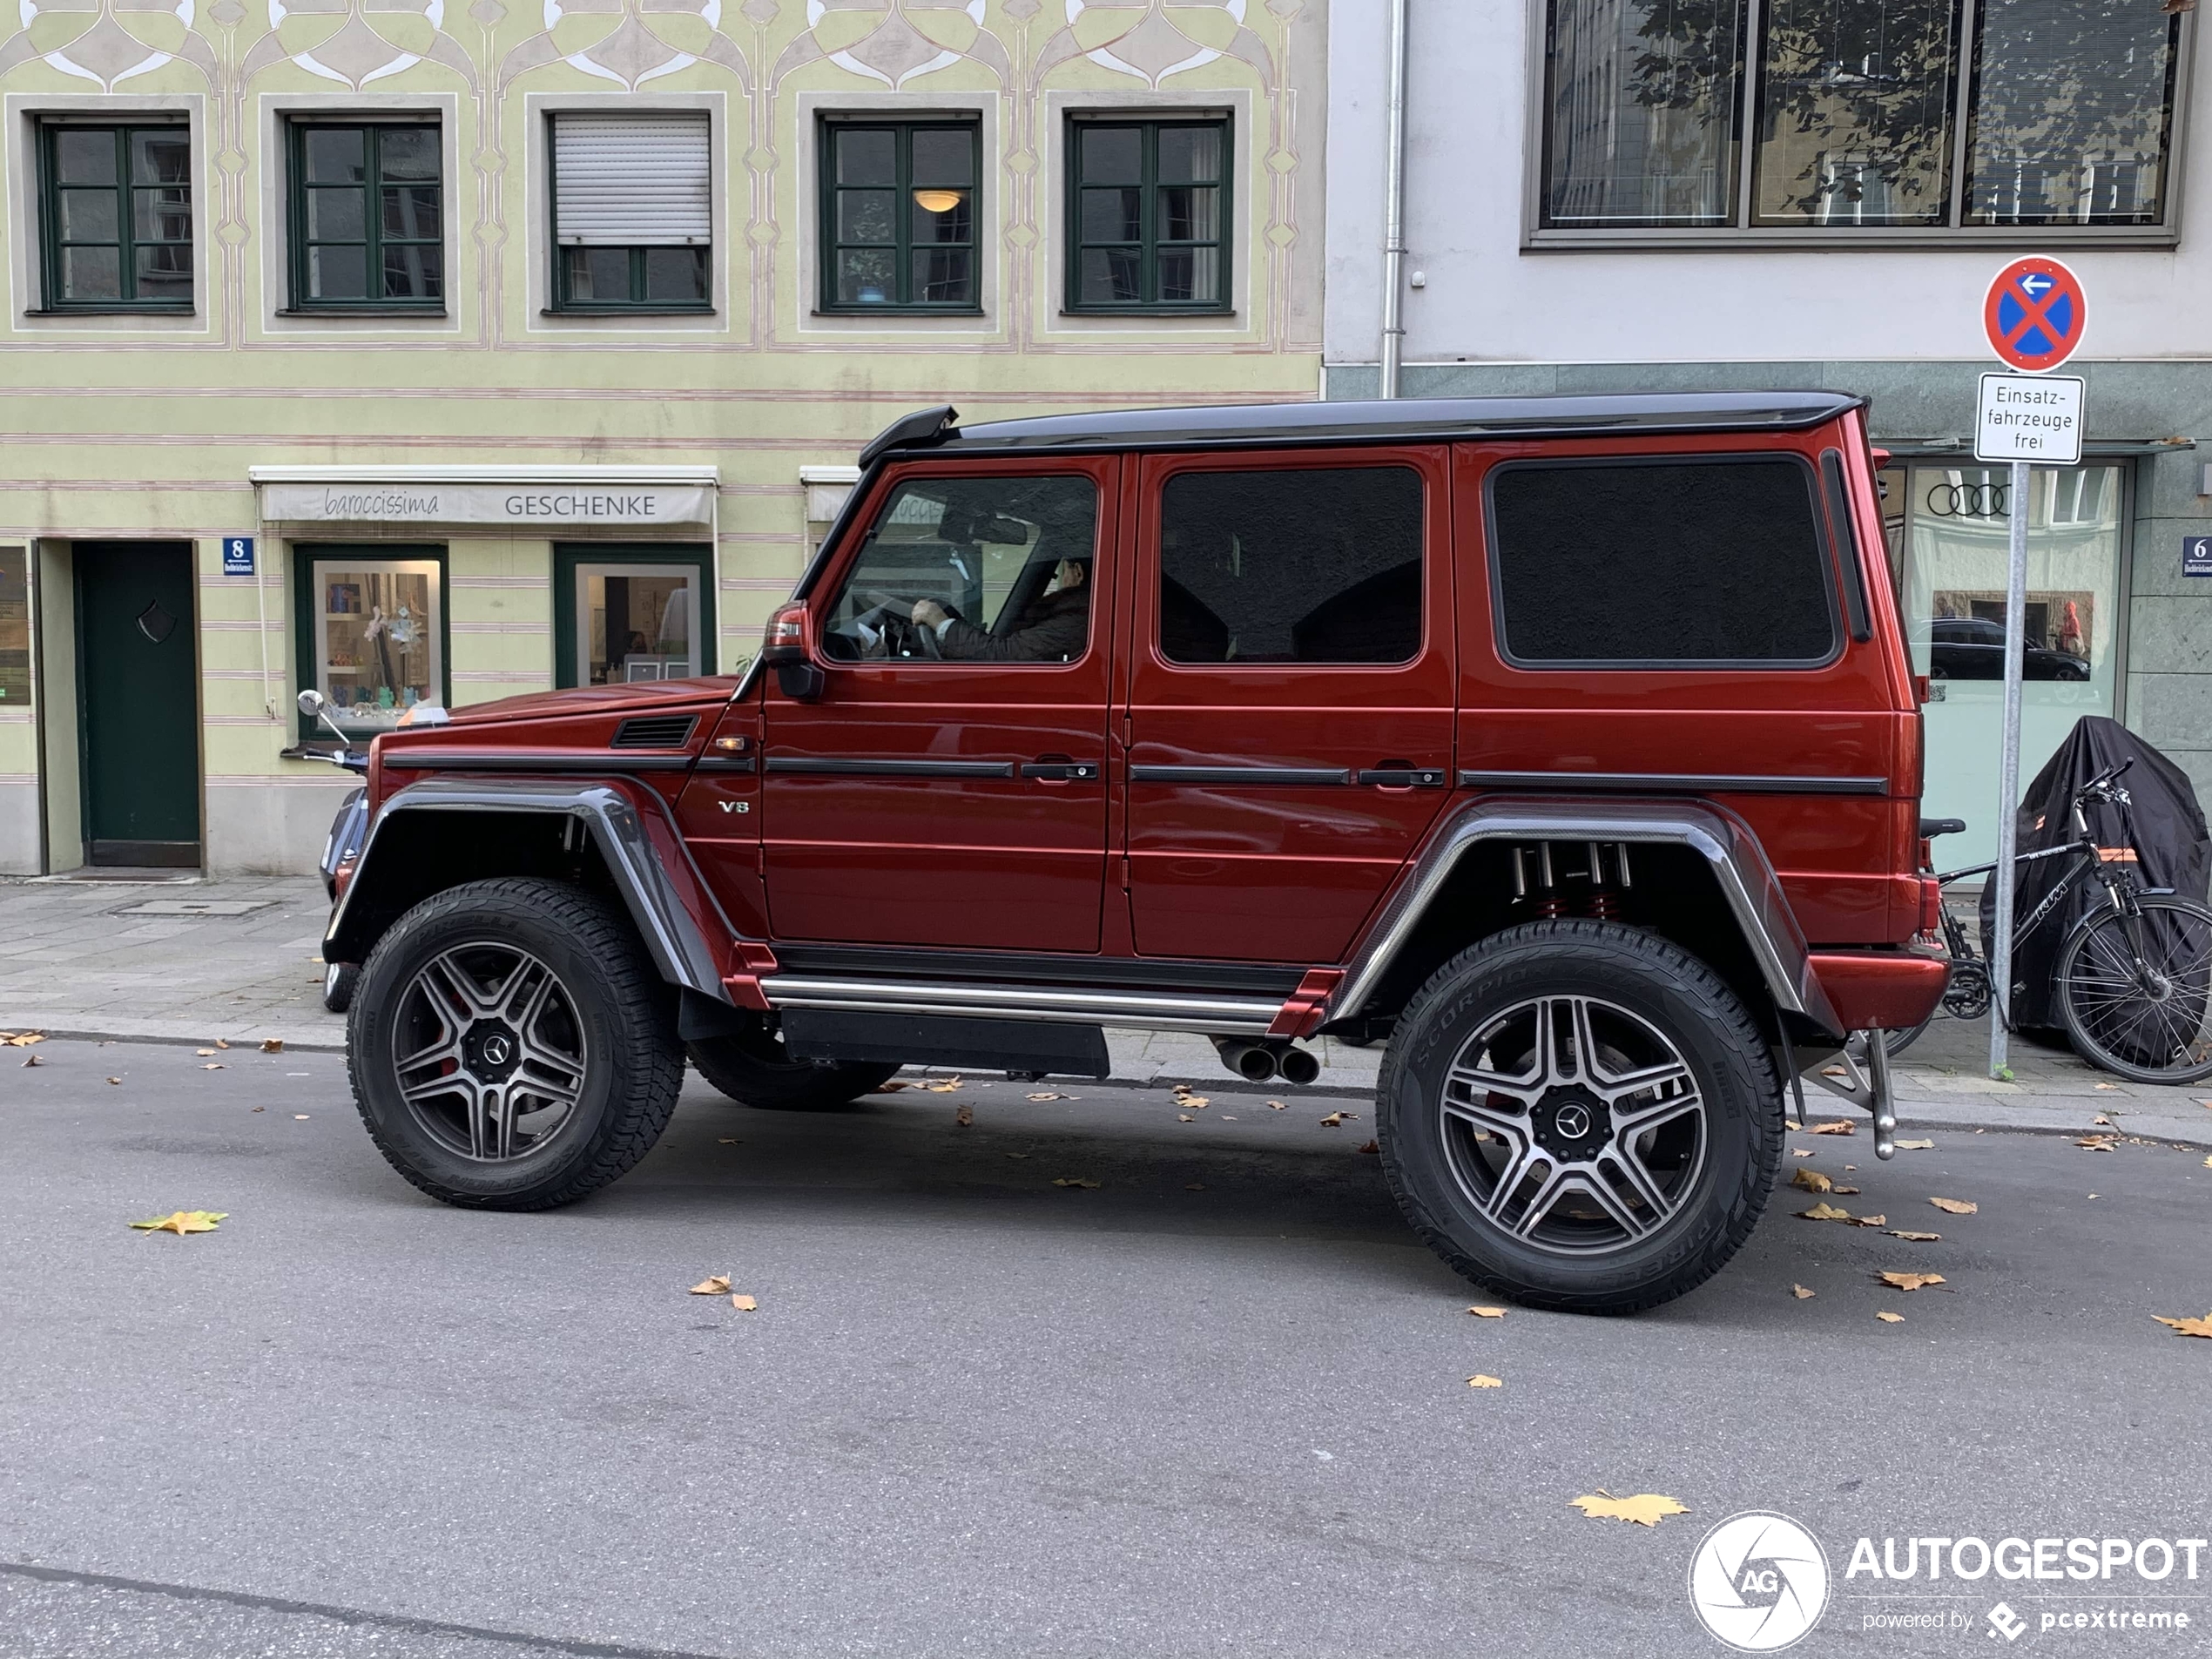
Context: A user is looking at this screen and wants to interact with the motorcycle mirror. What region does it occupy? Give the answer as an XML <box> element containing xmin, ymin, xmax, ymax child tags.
<box><xmin>296</xmin><ymin>687</ymin><xmax>355</xmax><ymax>749</ymax></box>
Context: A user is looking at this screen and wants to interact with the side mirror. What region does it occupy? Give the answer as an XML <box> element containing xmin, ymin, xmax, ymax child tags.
<box><xmin>761</xmin><ymin>602</ymin><xmax>826</xmax><ymax>702</ymax></box>
<box><xmin>297</xmin><ymin>688</ymin><xmax>354</xmax><ymax>748</ymax></box>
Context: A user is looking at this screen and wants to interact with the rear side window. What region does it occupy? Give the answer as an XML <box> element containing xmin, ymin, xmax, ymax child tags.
<box><xmin>1158</xmin><ymin>465</ymin><xmax>1423</xmax><ymax>664</ymax></box>
<box><xmin>1487</xmin><ymin>457</ymin><xmax>1839</xmax><ymax>667</ymax></box>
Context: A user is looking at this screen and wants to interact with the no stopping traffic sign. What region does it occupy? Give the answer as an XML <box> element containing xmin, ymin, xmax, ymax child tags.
<box><xmin>1984</xmin><ymin>257</ymin><xmax>2086</xmax><ymax>372</ymax></box>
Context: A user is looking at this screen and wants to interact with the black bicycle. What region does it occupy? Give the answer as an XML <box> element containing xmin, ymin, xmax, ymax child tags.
<box><xmin>1880</xmin><ymin>759</ymin><xmax>2212</xmax><ymax>1084</ymax></box>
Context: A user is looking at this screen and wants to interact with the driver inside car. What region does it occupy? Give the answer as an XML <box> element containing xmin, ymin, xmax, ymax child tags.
<box><xmin>901</xmin><ymin>556</ymin><xmax>1091</xmax><ymax>663</ymax></box>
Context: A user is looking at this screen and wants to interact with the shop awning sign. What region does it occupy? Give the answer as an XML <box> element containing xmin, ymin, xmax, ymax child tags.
<box><xmin>1984</xmin><ymin>257</ymin><xmax>2086</xmax><ymax>373</ymax></box>
<box><xmin>259</xmin><ymin>482</ymin><xmax>714</xmax><ymax>529</ymax></box>
<box><xmin>1973</xmin><ymin>373</ymin><xmax>2084</xmax><ymax>464</ymax></box>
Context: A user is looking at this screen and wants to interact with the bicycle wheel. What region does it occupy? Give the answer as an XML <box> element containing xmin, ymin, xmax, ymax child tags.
<box><xmin>2055</xmin><ymin>895</ymin><xmax>2212</xmax><ymax>1085</ymax></box>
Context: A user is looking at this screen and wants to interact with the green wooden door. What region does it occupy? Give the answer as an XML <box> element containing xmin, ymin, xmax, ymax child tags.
<box><xmin>77</xmin><ymin>543</ymin><xmax>199</xmax><ymax>864</ymax></box>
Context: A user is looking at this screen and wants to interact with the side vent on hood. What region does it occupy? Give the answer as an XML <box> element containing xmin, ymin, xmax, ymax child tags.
<box><xmin>611</xmin><ymin>714</ymin><xmax>699</xmax><ymax>750</ymax></box>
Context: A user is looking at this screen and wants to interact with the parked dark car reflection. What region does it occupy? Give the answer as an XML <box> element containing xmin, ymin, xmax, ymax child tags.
<box><xmin>1923</xmin><ymin>617</ymin><xmax>2089</xmax><ymax>681</ymax></box>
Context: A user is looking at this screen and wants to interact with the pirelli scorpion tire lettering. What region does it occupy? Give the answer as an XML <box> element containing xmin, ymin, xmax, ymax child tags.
<box><xmin>1375</xmin><ymin>920</ymin><xmax>1784</xmax><ymax>1315</ymax></box>
<box><xmin>348</xmin><ymin>878</ymin><xmax>685</xmax><ymax>1211</ymax></box>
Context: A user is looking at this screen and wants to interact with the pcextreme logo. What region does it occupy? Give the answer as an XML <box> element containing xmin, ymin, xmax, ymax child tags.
<box><xmin>1688</xmin><ymin>1512</ymin><xmax>1832</xmax><ymax>1652</ymax></box>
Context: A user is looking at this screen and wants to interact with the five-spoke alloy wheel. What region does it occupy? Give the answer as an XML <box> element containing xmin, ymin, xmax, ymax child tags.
<box><xmin>1377</xmin><ymin>920</ymin><xmax>1783</xmax><ymax>1314</ymax></box>
<box><xmin>349</xmin><ymin>878</ymin><xmax>685</xmax><ymax>1210</ymax></box>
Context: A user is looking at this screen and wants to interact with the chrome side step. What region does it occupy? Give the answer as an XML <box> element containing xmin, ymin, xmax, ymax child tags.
<box><xmin>757</xmin><ymin>974</ymin><xmax>1283</xmax><ymax>1037</ymax></box>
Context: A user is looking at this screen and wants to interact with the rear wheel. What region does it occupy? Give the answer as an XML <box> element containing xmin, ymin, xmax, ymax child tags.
<box><xmin>348</xmin><ymin>879</ymin><xmax>685</xmax><ymax>1210</ymax></box>
<box><xmin>1375</xmin><ymin>920</ymin><xmax>1782</xmax><ymax>1314</ymax></box>
<box><xmin>2056</xmin><ymin>895</ymin><xmax>2212</xmax><ymax>1084</ymax></box>
<box><xmin>688</xmin><ymin>1017</ymin><xmax>901</xmax><ymax>1110</ymax></box>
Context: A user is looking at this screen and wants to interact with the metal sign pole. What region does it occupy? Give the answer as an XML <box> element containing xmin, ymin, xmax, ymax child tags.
<box><xmin>1988</xmin><ymin>458</ymin><xmax>2031</xmax><ymax>1077</ymax></box>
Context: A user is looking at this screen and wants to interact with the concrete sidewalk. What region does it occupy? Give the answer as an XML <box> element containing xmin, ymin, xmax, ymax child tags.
<box><xmin>5</xmin><ymin>872</ymin><xmax>2209</xmax><ymax>1145</ymax></box>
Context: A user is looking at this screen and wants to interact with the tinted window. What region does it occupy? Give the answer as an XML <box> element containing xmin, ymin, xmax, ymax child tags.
<box><xmin>1489</xmin><ymin>458</ymin><xmax>1838</xmax><ymax>665</ymax></box>
<box><xmin>822</xmin><ymin>475</ymin><xmax>1098</xmax><ymax>664</ymax></box>
<box><xmin>1158</xmin><ymin>466</ymin><xmax>1423</xmax><ymax>664</ymax></box>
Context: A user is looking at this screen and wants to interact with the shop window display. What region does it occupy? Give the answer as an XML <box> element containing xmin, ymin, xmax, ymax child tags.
<box><xmin>0</xmin><ymin>547</ymin><xmax>28</xmax><ymax>706</ymax></box>
<box><xmin>1890</xmin><ymin>463</ymin><xmax>2124</xmax><ymax>867</ymax></box>
<box><xmin>576</xmin><ymin>563</ymin><xmax>697</xmax><ymax>684</ymax></box>
<box><xmin>306</xmin><ymin>556</ymin><xmax>442</xmax><ymax>733</ymax></box>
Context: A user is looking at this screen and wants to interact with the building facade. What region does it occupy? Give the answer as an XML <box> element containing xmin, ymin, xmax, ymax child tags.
<box><xmin>1327</xmin><ymin>0</ymin><xmax>2212</xmax><ymax>866</ymax></box>
<box><xmin>0</xmin><ymin>0</ymin><xmax>1327</xmax><ymax>876</ymax></box>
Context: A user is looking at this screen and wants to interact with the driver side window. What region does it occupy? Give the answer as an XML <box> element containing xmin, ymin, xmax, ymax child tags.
<box><xmin>821</xmin><ymin>474</ymin><xmax>1100</xmax><ymax>664</ymax></box>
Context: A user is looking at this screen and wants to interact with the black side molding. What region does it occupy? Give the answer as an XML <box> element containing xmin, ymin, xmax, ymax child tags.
<box><xmin>1459</xmin><ymin>770</ymin><xmax>1889</xmax><ymax>796</ymax></box>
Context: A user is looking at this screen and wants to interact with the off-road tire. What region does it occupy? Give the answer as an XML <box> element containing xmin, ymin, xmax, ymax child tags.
<box><xmin>347</xmin><ymin>878</ymin><xmax>685</xmax><ymax>1210</ymax></box>
<box><xmin>688</xmin><ymin>1022</ymin><xmax>901</xmax><ymax>1110</ymax></box>
<box><xmin>1375</xmin><ymin>920</ymin><xmax>1784</xmax><ymax>1315</ymax></box>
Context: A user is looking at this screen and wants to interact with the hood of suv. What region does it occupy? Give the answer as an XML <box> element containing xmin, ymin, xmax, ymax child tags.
<box><xmin>438</xmin><ymin>676</ymin><xmax>740</xmax><ymax>727</ymax></box>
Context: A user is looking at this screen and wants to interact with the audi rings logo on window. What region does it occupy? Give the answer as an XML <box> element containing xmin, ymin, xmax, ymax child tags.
<box><xmin>1688</xmin><ymin>1512</ymin><xmax>1831</xmax><ymax>1651</ymax></box>
<box><xmin>1923</xmin><ymin>480</ymin><xmax>2011</xmax><ymax>517</ymax></box>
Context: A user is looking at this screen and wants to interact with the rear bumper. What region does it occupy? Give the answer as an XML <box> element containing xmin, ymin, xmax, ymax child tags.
<box><xmin>1808</xmin><ymin>949</ymin><xmax>1950</xmax><ymax>1034</ymax></box>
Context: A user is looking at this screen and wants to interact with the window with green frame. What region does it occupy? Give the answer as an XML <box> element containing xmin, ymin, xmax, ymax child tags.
<box><xmin>37</xmin><ymin>122</ymin><xmax>192</xmax><ymax>311</ymax></box>
<box><xmin>819</xmin><ymin>118</ymin><xmax>980</xmax><ymax>312</ymax></box>
<box><xmin>293</xmin><ymin>545</ymin><xmax>448</xmax><ymax>738</ymax></box>
<box><xmin>550</xmin><ymin>112</ymin><xmax>712</xmax><ymax>312</ymax></box>
<box><xmin>552</xmin><ymin>544</ymin><xmax>715</xmax><ymax>688</ymax></box>
<box><xmin>287</xmin><ymin>123</ymin><xmax>442</xmax><ymax>311</ymax></box>
<box><xmin>1065</xmin><ymin>117</ymin><xmax>1231</xmax><ymax>314</ymax></box>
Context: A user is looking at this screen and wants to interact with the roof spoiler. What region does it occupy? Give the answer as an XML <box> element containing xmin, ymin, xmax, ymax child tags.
<box><xmin>859</xmin><ymin>404</ymin><xmax>960</xmax><ymax>469</ymax></box>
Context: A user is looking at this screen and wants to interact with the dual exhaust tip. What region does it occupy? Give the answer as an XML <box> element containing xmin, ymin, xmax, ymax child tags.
<box><xmin>1211</xmin><ymin>1038</ymin><xmax>1323</xmax><ymax>1086</ymax></box>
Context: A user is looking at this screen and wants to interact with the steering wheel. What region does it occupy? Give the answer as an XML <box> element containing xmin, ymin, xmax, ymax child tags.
<box><xmin>853</xmin><ymin>600</ymin><xmax>945</xmax><ymax>661</ymax></box>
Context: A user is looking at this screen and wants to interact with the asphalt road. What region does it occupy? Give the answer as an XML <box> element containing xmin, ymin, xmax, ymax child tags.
<box><xmin>4</xmin><ymin>1038</ymin><xmax>2210</xmax><ymax>1658</ymax></box>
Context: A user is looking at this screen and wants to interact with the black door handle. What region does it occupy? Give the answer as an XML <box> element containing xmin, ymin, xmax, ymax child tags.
<box><xmin>1021</xmin><ymin>759</ymin><xmax>1101</xmax><ymax>782</ymax></box>
<box><xmin>1358</xmin><ymin>765</ymin><xmax>1447</xmax><ymax>789</ymax></box>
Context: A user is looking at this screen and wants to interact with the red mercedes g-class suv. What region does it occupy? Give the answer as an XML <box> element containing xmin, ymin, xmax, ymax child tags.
<box><xmin>321</xmin><ymin>392</ymin><xmax>1946</xmax><ymax>1312</ymax></box>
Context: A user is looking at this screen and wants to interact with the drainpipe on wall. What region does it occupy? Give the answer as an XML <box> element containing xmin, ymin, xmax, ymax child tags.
<box><xmin>1378</xmin><ymin>0</ymin><xmax>1411</xmax><ymax>400</ymax></box>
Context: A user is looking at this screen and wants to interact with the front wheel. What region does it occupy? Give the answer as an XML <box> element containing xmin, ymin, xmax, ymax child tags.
<box><xmin>348</xmin><ymin>879</ymin><xmax>685</xmax><ymax>1209</ymax></box>
<box><xmin>2055</xmin><ymin>895</ymin><xmax>2212</xmax><ymax>1084</ymax></box>
<box><xmin>1375</xmin><ymin>920</ymin><xmax>1783</xmax><ymax>1315</ymax></box>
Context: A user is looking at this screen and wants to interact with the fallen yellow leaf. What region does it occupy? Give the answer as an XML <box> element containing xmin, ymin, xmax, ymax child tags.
<box><xmin>130</xmin><ymin>1211</ymin><xmax>226</xmax><ymax>1235</ymax></box>
<box><xmin>1177</xmin><ymin>1112</ymin><xmax>1195</xmax><ymax>1123</ymax></box>
<box><xmin>1468</xmin><ymin>1305</ymin><xmax>1507</xmax><ymax>1318</ymax></box>
<box><xmin>1569</xmin><ymin>1492</ymin><xmax>1690</xmax><ymax>1527</ymax></box>
<box><xmin>1831</xmin><ymin>1184</ymin><xmax>1861</xmax><ymax>1196</ymax></box>
<box><xmin>1886</xmin><ymin>1230</ymin><xmax>1941</xmax><ymax>1242</ymax></box>
<box><xmin>1318</xmin><ymin>1111</ymin><xmax>1359</xmax><ymax>1128</ymax></box>
<box><xmin>1875</xmin><ymin>1311</ymin><xmax>1905</xmax><ymax>1324</ymax></box>
<box><xmin>1877</xmin><ymin>1271</ymin><xmax>1946</xmax><ymax>1291</ymax></box>
<box><xmin>21</xmin><ymin>1055</ymin><xmax>41</xmax><ymax>1068</ymax></box>
<box><xmin>730</xmin><ymin>1294</ymin><xmax>758</xmax><ymax>1312</ymax></box>
<box><xmin>214</xmin><ymin>1039</ymin><xmax>230</xmax><ymax>1049</ymax></box>
<box><xmin>1790</xmin><ymin>1167</ymin><xmax>1833</xmax><ymax>1193</ymax></box>
<box><xmin>260</xmin><ymin>1038</ymin><xmax>283</xmax><ymax>1054</ymax></box>
<box><xmin>1807</xmin><ymin>1120</ymin><xmax>1855</xmax><ymax>1136</ymax></box>
<box><xmin>924</xmin><ymin>1076</ymin><xmax>963</xmax><ymax>1094</ymax></box>
<box><xmin>2</xmin><ymin>1032</ymin><xmax>45</xmax><ymax>1047</ymax></box>
<box><xmin>1467</xmin><ymin>1374</ymin><xmax>1503</xmax><ymax>1390</ymax></box>
<box><xmin>1892</xmin><ymin>1138</ymin><xmax>1935</xmax><ymax>1150</ymax></box>
<box><xmin>954</xmin><ymin>1103</ymin><xmax>974</xmax><ymax>1128</ymax></box>
<box><xmin>1026</xmin><ymin>1092</ymin><xmax>1065</xmax><ymax>1101</ymax></box>
<box><xmin>1929</xmin><ymin>1197</ymin><xmax>1978</xmax><ymax>1215</ymax></box>
<box><xmin>1791</xmin><ymin>1147</ymin><xmax>1815</xmax><ymax>1157</ymax></box>
<box><xmin>1179</xmin><ymin>1096</ymin><xmax>1211</xmax><ymax>1110</ymax></box>
<box><xmin>1004</xmin><ymin>1152</ymin><xmax>1029</xmax><ymax>1160</ymax></box>
<box><xmin>1052</xmin><ymin>1177</ymin><xmax>1101</xmax><ymax>1189</ymax></box>
<box><xmin>689</xmin><ymin>1275</ymin><xmax>731</xmax><ymax>1295</ymax></box>
<box><xmin>105</xmin><ymin>1076</ymin><xmax>121</xmax><ymax>1086</ymax></box>
<box><xmin>195</xmin><ymin>1049</ymin><xmax>218</xmax><ymax>1057</ymax></box>
<box><xmin>200</xmin><ymin>1062</ymin><xmax>224</xmax><ymax>1071</ymax></box>
<box><xmin>1797</xmin><ymin>1202</ymin><xmax>1854</xmax><ymax>1222</ymax></box>
<box><xmin>717</xmin><ymin>1137</ymin><xmax>741</xmax><ymax>1145</ymax></box>
<box><xmin>2151</xmin><ymin>1312</ymin><xmax>2212</xmax><ymax>1339</ymax></box>
<box><xmin>2077</xmin><ymin>1136</ymin><xmax>2117</xmax><ymax>1152</ymax></box>
<box><xmin>873</xmin><ymin>1081</ymin><xmax>907</xmax><ymax>1093</ymax></box>
<box><xmin>1265</xmin><ymin>1099</ymin><xmax>1286</xmax><ymax>1110</ymax></box>
<box><xmin>1850</xmin><ymin>1214</ymin><xmax>1888</xmax><ymax>1228</ymax></box>
<box><xmin>1791</xmin><ymin>1285</ymin><xmax>1815</xmax><ymax>1299</ymax></box>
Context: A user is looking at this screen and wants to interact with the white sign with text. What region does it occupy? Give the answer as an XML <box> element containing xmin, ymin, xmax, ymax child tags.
<box><xmin>1973</xmin><ymin>373</ymin><xmax>2084</xmax><ymax>464</ymax></box>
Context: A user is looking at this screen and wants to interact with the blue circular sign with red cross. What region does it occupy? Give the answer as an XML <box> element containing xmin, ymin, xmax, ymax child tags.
<box><xmin>1985</xmin><ymin>257</ymin><xmax>2087</xmax><ymax>372</ymax></box>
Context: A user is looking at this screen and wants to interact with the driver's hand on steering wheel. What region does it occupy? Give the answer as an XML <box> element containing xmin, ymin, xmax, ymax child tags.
<box><xmin>911</xmin><ymin>599</ymin><xmax>949</xmax><ymax>631</ymax></box>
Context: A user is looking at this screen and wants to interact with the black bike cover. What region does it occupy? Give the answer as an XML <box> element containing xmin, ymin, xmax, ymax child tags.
<box><xmin>1979</xmin><ymin>716</ymin><xmax>2211</xmax><ymax>1045</ymax></box>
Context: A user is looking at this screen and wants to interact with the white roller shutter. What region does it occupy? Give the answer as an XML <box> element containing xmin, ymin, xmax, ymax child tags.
<box><xmin>553</xmin><ymin>113</ymin><xmax>711</xmax><ymax>246</ymax></box>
